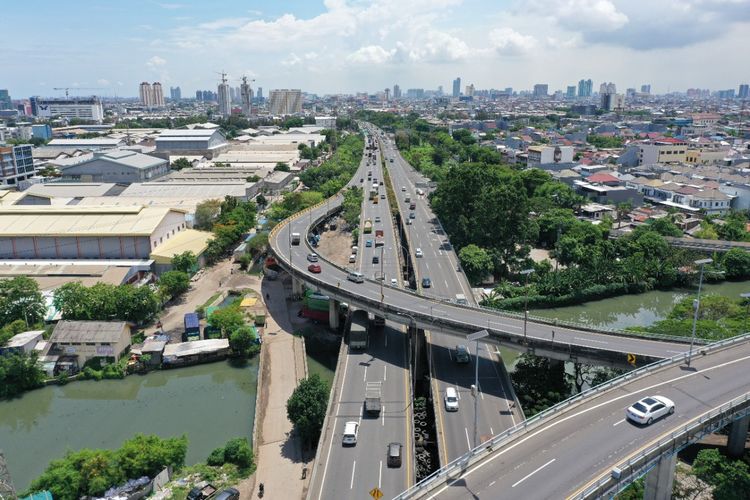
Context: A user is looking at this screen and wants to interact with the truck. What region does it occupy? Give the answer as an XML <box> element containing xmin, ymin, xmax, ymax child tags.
<box><xmin>365</xmin><ymin>381</ymin><xmax>382</xmax><ymax>416</ymax></box>
<box><xmin>186</xmin><ymin>482</ymin><xmax>217</xmax><ymax>500</ymax></box>
<box><xmin>363</xmin><ymin>219</ymin><xmax>373</xmax><ymax>234</ymax></box>
<box><xmin>291</xmin><ymin>232</ymin><xmax>301</xmax><ymax>245</ymax></box>
<box><xmin>349</xmin><ymin>310</ymin><xmax>369</xmax><ymax>350</ymax></box>
<box><xmin>184</xmin><ymin>312</ymin><xmax>200</xmax><ymax>342</ymax></box>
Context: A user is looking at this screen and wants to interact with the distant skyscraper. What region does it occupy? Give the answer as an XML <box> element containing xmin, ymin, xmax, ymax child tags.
<box><xmin>566</xmin><ymin>86</ymin><xmax>576</xmax><ymax>99</ymax></box>
<box><xmin>139</xmin><ymin>82</ymin><xmax>153</xmax><ymax>107</ymax></box>
<box><xmin>578</xmin><ymin>79</ymin><xmax>593</xmax><ymax>98</ymax></box>
<box><xmin>269</xmin><ymin>89</ymin><xmax>302</xmax><ymax>115</ymax></box>
<box><xmin>217</xmin><ymin>72</ymin><xmax>231</xmax><ymax>117</ymax></box>
<box><xmin>229</xmin><ymin>86</ymin><xmax>236</xmax><ymax>103</ymax></box>
<box><xmin>640</xmin><ymin>84</ymin><xmax>651</xmax><ymax>94</ymax></box>
<box><xmin>626</xmin><ymin>88</ymin><xmax>636</xmax><ymax>98</ymax></box>
<box><xmin>437</xmin><ymin>85</ymin><xmax>443</xmax><ymax>96</ymax></box>
<box><xmin>384</xmin><ymin>88</ymin><xmax>390</xmax><ymax>101</ymax></box>
<box><xmin>170</xmin><ymin>86</ymin><xmax>182</xmax><ymax>101</ymax></box>
<box><xmin>739</xmin><ymin>84</ymin><xmax>749</xmax><ymax>99</ymax></box>
<box><xmin>533</xmin><ymin>84</ymin><xmax>549</xmax><ymax>98</ymax></box>
<box><xmin>151</xmin><ymin>82</ymin><xmax>164</xmax><ymax>107</ymax></box>
<box><xmin>393</xmin><ymin>84</ymin><xmax>401</xmax><ymax>99</ymax></box>
<box><xmin>452</xmin><ymin>77</ymin><xmax>461</xmax><ymax>98</ymax></box>
<box><xmin>257</xmin><ymin>87</ymin><xmax>263</xmax><ymax>102</ymax></box>
<box><xmin>599</xmin><ymin>82</ymin><xmax>621</xmax><ymax>111</ymax></box>
<box><xmin>465</xmin><ymin>84</ymin><xmax>475</xmax><ymax>97</ymax></box>
<box><xmin>240</xmin><ymin>76</ymin><xmax>253</xmax><ymax>116</ymax></box>
<box><xmin>0</xmin><ymin>89</ymin><xmax>11</xmax><ymax>110</ymax></box>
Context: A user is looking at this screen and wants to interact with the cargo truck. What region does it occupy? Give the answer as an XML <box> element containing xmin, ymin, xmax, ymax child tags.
<box><xmin>363</xmin><ymin>219</ymin><xmax>373</xmax><ymax>234</ymax></box>
<box><xmin>183</xmin><ymin>312</ymin><xmax>201</xmax><ymax>342</ymax></box>
<box><xmin>349</xmin><ymin>310</ymin><xmax>369</xmax><ymax>350</ymax></box>
<box><xmin>291</xmin><ymin>232</ymin><xmax>301</xmax><ymax>245</ymax></box>
<box><xmin>365</xmin><ymin>382</ymin><xmax>382</xmax><ymax>416</ymax></box>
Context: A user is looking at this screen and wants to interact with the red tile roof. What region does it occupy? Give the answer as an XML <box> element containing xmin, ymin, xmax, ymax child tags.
<box><xmin>587</xmin><ymin>173</ymin><xmax>620</xmax><ymax>183</ymax></box>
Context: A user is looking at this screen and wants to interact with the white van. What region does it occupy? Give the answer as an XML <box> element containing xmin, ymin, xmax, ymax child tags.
<box><xmin>351</xmin><ymin>245</ymin><xmax>359</xmax><ymax>254</ymax></box>
<box><xmin>444</xmin><ymin>387</ymin><xmax>459</xmax><ymax>412</ymax></box>
<box><xmin>347</xmin><ymin>271</ymin><xmax>365</xmax><ymax>283</ymax></box>
<box><xmin>349</xmin><ymin>254</ymin><xmax>357</xmax><ymax>263</ymax></box>
<box><xmin>342</xmin><ymin>421</ymin><xmax>359</xmax><ymax>445</ymax></box>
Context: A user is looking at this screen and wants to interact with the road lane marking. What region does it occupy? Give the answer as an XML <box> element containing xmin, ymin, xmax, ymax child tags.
<box><xmin>379</xmin><ymin>460</ymin><xmax>383</xmax><ymax>488</ymax></box>
<box><xmin>364</xmin><ymin>365</ymin><xmax>368</xmax><ymax>382</ymax></box>
<box><xmin>490</xmin><ymin>427</ymin><xmax>494</xmax><ymax>435</ymax></box>
<box><xmin>350</xmin><ymin>461</ymin><xmax>357</xmax><ymax>489</ymax></box>
<box><xmin>512</xmin><ymin>458</ymin><xmax>556</xmax><ymax>488</ymax></box>
<box><xmin>384</xmin><ymin>365</ymin><xmax>387</xmax><ymax>381</ymax></box>
<box><xmin>382</xmin><ymin>404</ymin><xmax>386</xmax><ymax>426</ymax></box>
<box><xmin>430</xmin><ymin>352</ymin><xmax>750</xmax><ymax>498</ymax></box>
<box><xmin>613</xmin><ymin>418</ymin><xmax>626</xmax><ymax>427</ymax></box>
<box><xmin>465</xmin><ymin>427</ymin><xmax>471</xmax><ymax>451</ymax></box>
<box><xmin>455</xmin><ymin>384</ymin><xmax>461</xmax><ymax>399</ymax></box>
<box><xmin>574</xmin><ymin>337</ymin><xmax>609</xmax><ymax>345</ymax></box>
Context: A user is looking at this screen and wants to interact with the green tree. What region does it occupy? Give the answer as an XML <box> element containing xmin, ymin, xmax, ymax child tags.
<box><xmin>172</xmin><ymin>251</ymin><xmax>198</xmax><ymax>274</ymax></box>
<box><xmin>209</xmin><ymin>307</ymin><xmax>245</xmax><ymax>336</ymax></box>
<box><xmin>116</xmin><ymin>434</ymin><xmax>188</xmax><ymax>479</ymax></box>
<box><xmin>0</xmin><ymin>275</ymin><xmax>46</xmax><ymax>327</ymax></box>
<box><xmin>647</xmin><ymin>217</ymin><xmax>683</xmax><ymax>237</ymax></box>
<box><xmin>158</xmin><ymin>271</ymin><xmax>190</xmax><ymax>299</ymax></box>
<box><xmin>195</xmin><ymin>199</ymin><xmax>222</xmax><ymax>230</ymax></box>
<box><xmin>287</xmin><ymin>373</ymin><xmax>329</xmax><ymax>445</ymax></box>
<box><xmin>206</xmin><ymin>437</ymin><xmax>255</xmax><ymax>471</ymax></box>
<box><xmin>170</xmin><ymin>157</ymin><xmax>191</xmax><ymax>171</ymax></box>
<box><xmin>723</xmin><ymin>248</ymin><xmax>750</xmax><ymax>279</ymax></box>
<box><xmin>0</xmin><ymin>351</ymin><xmax>46</xmax><ymax>398</ymax></box>
<box><xmin>255</xmin><ymin>193</ymin><xmax>267</xmax><ymax>207</ymax></box>
<box><xmin>246</xmin><ymin>174</ymin><xmax>261</xmax><ymax>183</ymax></box>
<box><xmin>510</xmin><ymin>354</ymin><xmax>572</xmax><ymax>416</ymax></box>
<box><xmin>458</xmin><ymin>244</ymin><xmax>493</xmax><ymax>284</ymax></box>
<box><xmin>692</xmin><ymin>448</ymin><xmax>750</xmax><ymax>500</ymax></box>
<box><xmin>717</xmin><ymin>212</ymin><xmax>750</xmax><ymax>241</ymax></box>
<box><xmin>229</xmin><ymin>325</ymin><xmax>256</xmax><ymax>356</ymax></box>
<box><xmin>274</xmin><ymin>162</ymin><xmax>290</xmax><ymax>172</ymax></box>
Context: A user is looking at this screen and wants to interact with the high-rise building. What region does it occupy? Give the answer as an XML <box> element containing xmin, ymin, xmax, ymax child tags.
<box><xmin>195</xmin><ymin>90</ymin><xmax>202</xmax><ymax>100</ymax></box>
<box><xmin>641</xmin><ymin>84</ymin><xmax>651</xmax><ymax>94</ymax></box>
<box><xmin>626</xmin><ymin>88</ymin><xmax>636</xmax><ymax>98</ymax></box>
<box><xmin>739</xmin><ymin>84</ymin><xmax>749</xmax><ymax>99</ymax></box>
<box><xmin>229</xmin><ymin>86</ymin><xmax>236</xmax><ymax>103</ymax></box>
<box><xmin>384</xmin><ymin>88</ymin><xmax>391</xmax><ymax>101</ymax></box>
<box><xmin>0</xmin><ymin>144</ymin><xmax>35</xmax><ymax>186</ymax></box>
<box><xmin>465</xmin><ymin>84</ymin><xmax>475</xmax><ymax>97</ymax></box>
<box><xmin>33</xmin><ymin>97</ymin><xmax>104</xmax><ymax>122</ymax></box>
<box><xmin>578</xmin><ymin>79</ymin><xmax>593</xmax><ymax>98</ymax></box>
<box><xmin>240</xmin><ymin>76</ymin><xmax>253</xmax><ymax>116</ymax></box>
<box><xmin>256</xmin><ymin>87</ymin><xmax>263</xmax><ymax>102</ymax></box>
<box><xmin>717</xmin><ymin>89</ymin><xmax>736</xmax><ymax>99</ymax></box>
<box><xmin>217</xmin><ymin>72</ymin><xmax>231</xmax><ymax>117</ymax></box>
<box><xmin>139</xmin><ymin>82</ymin><xmax>153</xmax><ymax>107</ymax></box>
<box><xmin>452</xmin><ymin>77</ymin><xmax>461</xmax><ymax>98</ymax></box>
<box><xmin>0</xmin><ymin>90</ymin><xmax>11</xmax><ymax>110</ymax></box>
<box><xmin>437</xmin><ymin>85</ymin><xmax>443</xmax><ymax>96</ymax></box>
<box><xmin>533</xmin><ymin>84</ymin><xmax>549</xmax><ymax>98</ymax></box>
<box><xmin>268</xmin><ymin>89</ymin><xmax>302</xmax><ymax>115</ymax></box>
<box><xmin>566</xmin><ymin>86</ymin><xmax>576</xmax><ymax>99</ymax></box>
<box><xmin>151</xmin><ymin>82</ymin><xmax>164</xmax><ymax>107</ymax></box>
<box><xmin>393</xmin><ymin>84</ymin><xmax>401</xmax><ymax>99</ymax></box>
<box><xmin>170</xmin><ymin>86</ymin><xmax>182</xmax><ymax>101</ymax></box>
<box><xmin>599</xmin><ymin>82</ymin><xmax>617</xmax><ymax>95</ymax></box>
<box><xmin>599</xmin><ymin>83</ymin><xmax>623</xmax><ymax>111</ymax></box>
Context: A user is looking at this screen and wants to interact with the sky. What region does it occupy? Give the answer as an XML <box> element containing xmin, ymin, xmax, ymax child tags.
<box><xmin>2</xmin><ymin>0</ymin><xmax>749</xmax><ymax>99</ymax></box>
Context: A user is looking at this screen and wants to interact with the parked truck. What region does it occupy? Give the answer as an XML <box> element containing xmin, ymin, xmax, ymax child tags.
<box><xmin>365</xmin><ymin>382</ymin><xmax>382</xmax><ymax>416</ymax></box>
<box><xmin>184</xmin><ymin>312</ymin><xmax>201</xmax><ymax>342</ymax></box>
<box><xmin>349</xmin><ymin>310</ymin><xmax>369</xmax><ymax>350</ymax></box>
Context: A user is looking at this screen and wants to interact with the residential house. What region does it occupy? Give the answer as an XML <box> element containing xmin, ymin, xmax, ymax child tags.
<box><xmin>45</xmin><ymin>320</ymin><xmax>131</xmax><ymax>366</ymax></box>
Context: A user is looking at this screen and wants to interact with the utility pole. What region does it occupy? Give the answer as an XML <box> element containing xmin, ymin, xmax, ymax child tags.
<box><xmin>687</xmin><ymin>258</ymin><xmax>712</xmax><ymax>367</ymax></box>
<box><xmin>520</xmin><ymin>268</ymin><xmax>535</xmax><ymax>344</ymax></box>
<box><xmin>467</xmin><ymin>329</ymin><xmax>489</xmax><ymax>451</ymax></box>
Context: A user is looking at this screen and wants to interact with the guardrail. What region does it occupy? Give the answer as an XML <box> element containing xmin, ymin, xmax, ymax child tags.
<box><xmin>391</xmin><ymin>331</ymin><xmax>750</xmax><ymax>499</ymax></box>
<box><xmin>575</xmin><ymin>392</ymin><xmax>750</xmax><ymax>498</ymax></box>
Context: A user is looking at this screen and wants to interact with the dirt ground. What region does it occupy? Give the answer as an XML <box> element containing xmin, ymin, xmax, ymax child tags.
<box><xmin>316</xmin><ymin>216</ymin><xmax>355</xmax><ymax>268</ymax></box>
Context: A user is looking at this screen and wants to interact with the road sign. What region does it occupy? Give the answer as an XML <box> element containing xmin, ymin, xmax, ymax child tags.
<box><xmin>627</xmin><ymin>353</ymin><xmax>636</xmax><ymax>366</ymax></box>
<box><xmin>370</xmin><ymin>487</ymin><xmax>384</xmax><ymax>499</ymax></box>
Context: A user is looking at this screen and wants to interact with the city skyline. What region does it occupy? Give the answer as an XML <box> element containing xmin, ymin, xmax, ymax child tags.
<box><xmin>2</xmin><ymin>0</ymin><xmax>750</xmax><ymax>98</ymax></box>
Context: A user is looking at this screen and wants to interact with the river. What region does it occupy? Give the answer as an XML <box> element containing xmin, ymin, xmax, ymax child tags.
<box><xmin>530</xmin><ymin>280</ymin><xmax>750</xmax><ymax>330</ymax></box>
<box><xmin>0</xmin><ymin>359</ymin><xmax>258</xmax><ymax>492</ymax></box>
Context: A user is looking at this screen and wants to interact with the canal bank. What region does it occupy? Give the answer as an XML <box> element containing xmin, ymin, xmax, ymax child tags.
<box><xmin>0</xmin><ymin>359</ymin><xmax>258</xmax><ymax>492</ymax></box>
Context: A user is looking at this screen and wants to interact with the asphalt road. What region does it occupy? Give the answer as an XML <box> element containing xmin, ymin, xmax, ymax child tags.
<box><xmin>427</xmin><ymin>338</ymin><xmax>750</xmax><ymax>499</ymax></box>
<box><xmin>376</xmin><ymin>129</ymin><xmax>522</xmax><ymax>464</ymax></box>
<box><xmin>308</xmin><ymin>139</ymin><xmax>411</xmax><ymax>499</ymax></box>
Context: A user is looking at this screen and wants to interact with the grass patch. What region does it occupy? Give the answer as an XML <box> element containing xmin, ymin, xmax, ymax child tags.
<box><xmin>201</xmin><ymin>292</ymin><xmax>223</xmax><ymax>309</ymax></box>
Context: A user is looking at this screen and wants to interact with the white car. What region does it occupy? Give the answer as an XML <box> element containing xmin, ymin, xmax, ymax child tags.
<box><xmin>307</xmin><ymin>253</ymin><xmax>318</xmax><ymax>262</ymax></box>
<box><xmin>444</xmin><ymin>387</ymin><xmax>459</xmax><ymax>412</ymax></box>
<box><xmin>342</xmin><ymin>421</ymin><xmax>359</xmax><ymax>445</ymax></box>
<box><xmin>401</xmin><ymin>186</ymin><xmax>406</xmax><ymax>192</ymax></box>
<box><xmin>415</xmin><ymin>248</ymin><xmax>423</xmax><ymax>258</ymax></box>
<box><xmin>390</xmin><ymin>278</ymin><xmax>398</xmax><ymax>287</ymax></box>
<box><xmin>626</xmin><ymin>396</ymin><xmax>675</xmax><ymax>425</ymax></box>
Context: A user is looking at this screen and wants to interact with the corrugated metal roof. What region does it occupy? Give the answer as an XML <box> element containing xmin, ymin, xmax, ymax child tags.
<box><xmin>51</xmin><ymin>320</ymin><xmax>128</xmax><ymax>343</ymax></box>
<box><xmin>150</xmin><ymin>229</ymin><xmax>213</xmax><ymax>263</ymax></box>
<box><xmin>0</xmin><ymin>205</ymin><xmax>183</xmax><ymax>236</ymax></box>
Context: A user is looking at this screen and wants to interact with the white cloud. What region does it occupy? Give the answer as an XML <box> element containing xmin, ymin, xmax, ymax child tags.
<box><xmin>488</xmin><ymin>28</ymin><xmax>538</xmax><ymax>55</ymax></box>
<box><xmin>146</xmin><ymin>56</ymin><xmax>167</xmax><ymax>68</ymax></box>
<box><xmin>96</xmin><ymin>78</ymin><xmax>110</xmax><ymax>86</ymax></box>
<box><xmin>347</xmin><ymin>45</ymin><xmax>396</xmax><ymax>64</ymax></box>
<box><xmin>543</xmin><ymin>0</ymin><xmax>629</xmax><ymax>32</ymax></box>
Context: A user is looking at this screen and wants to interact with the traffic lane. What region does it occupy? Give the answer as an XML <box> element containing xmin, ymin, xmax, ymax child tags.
<box><xmin>433</xmin><ymin>344</ymin><xmax>750</xmax><ymax>499</ymax></box>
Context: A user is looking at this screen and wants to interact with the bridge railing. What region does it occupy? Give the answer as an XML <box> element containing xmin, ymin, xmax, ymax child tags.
<box><xmin>574</xmin><ymin>391</ymin><xmax>750</xmax><ymax>498</ymax></box>
<box><xmin>391</xmin><ymin>331</ymin><xmax>750</xmax><ymax>500</ymax></box>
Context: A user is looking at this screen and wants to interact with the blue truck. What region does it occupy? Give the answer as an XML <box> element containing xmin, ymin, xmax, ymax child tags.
<box><xmin>183</xmin><ymin>312</ymin><xmax>201</xmax><ymax>342</ymax></box>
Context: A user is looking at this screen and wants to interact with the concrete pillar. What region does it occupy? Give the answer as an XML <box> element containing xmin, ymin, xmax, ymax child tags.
<box><xmin>727</xmin><ymin>415</ymin><xmax>750</xmax><ymax>458</ymax></box>
<box><xmin>643</xmin><ymin>452</ymin><xmax>677</xmax><ymax>500</ymax></box>
<box><xmin>292</xmin><ymin>277</ymin><xmax>304</xmax><ymax>298</ymax></box>
<box><xmin>329</xmin><ymin>300</ymin><xmax>340</xmax><ymax>330</ymax></box>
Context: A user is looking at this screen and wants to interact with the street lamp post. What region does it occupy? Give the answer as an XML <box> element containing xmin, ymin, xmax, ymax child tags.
<box><xmin>741</xmin><ymin>292</ymin><xmax>750</xmax><ymax>334</ymax></box>
<box><xmin>687</xmin><ymin>258</ymin><xmax>712</xmax><ymax>367</ymax></box>
<box><xmin>467</xmin><ymin>329</ymin><xmax>490</xmax><ymax>451</ymax></box>
<box><xmin>520</xmin><ymin>268</ymin><xmax>535</xmax><ymax>344</ymax></box>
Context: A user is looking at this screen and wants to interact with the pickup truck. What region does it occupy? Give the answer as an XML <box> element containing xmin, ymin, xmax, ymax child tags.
<box><xmin>187</xmin><ymin>482</ymin><xmax>217</xmax><ymax>500</ymax></box>
<box><xmin>365</xmin><ymin>382</ymin><xmax>382</xmax><ymax>415</ymax></box>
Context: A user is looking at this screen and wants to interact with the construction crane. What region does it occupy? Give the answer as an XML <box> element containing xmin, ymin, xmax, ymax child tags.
<box><xmin>53</xmin><ymin>87</ymin><xmax>105</xmax><ymax>98</ymax></box>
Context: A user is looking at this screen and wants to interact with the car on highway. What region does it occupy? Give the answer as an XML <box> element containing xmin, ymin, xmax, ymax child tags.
<box><xmin>387</xmin><ymin>442</ymin><xmax>402</xmax><ymax>467</ymax></box>
<box><xmin>422</xmin><ymin>277</ymin><xmax>432</xmax><ymax>288</ymax></box>
<box><xmin>375</xmin><ymin>216</ymin><xmax>381</xmax><ymax>223</ymax></box>
<box><xmin>380</xmin><ymin>194</ymin><xmax>385</xmax><ymax>199</ymax></box>
<box><xmin>307</xmin><ymin>253</ymin><xmax>318</xmax><ymax>262</ymax></box>
<box><xmin>401</xmin><ymin>186</ymin><xmax>406</xmax><ymax>191</ymax></box>
<box><xmin>365</xmin><ymin>239</ymin><xmax>373</xmax><ymax>247</ymax></box>
<box><xmin>391</xmin><ymin>278</ymin><xmax>398</xmax><ymax>287</ymax></box>
<box><xmin>360</xmin><ymin>178</ymin><xmax>364</xmax><ymax>183</ymax></box>
<box><xmin>415</xmin><ymin>248</ymin><xmax>423</xmax><ymax>257</ymax></box>
<box><xmin>307</xmin><ymin>264</ymin><xmax>321</xmax><ymax>273</ymax></box>
<box><xmin>409</xmin><ymin>211</ymin><xmax>416</xmax><ymax>219</ymax></box>
<box><xmin>372</xmin><ymin>255</ymin><xmax>379</xmax><ymax>264</ymax></box>
<box><xmin>348</xmin><ymin>254</ymin><xmax>356</xmax><ymax>263</ymax></box>
<box><xmin>626</xmin><ymin>396</ymin><xmax>675</xmax><ymax>425</ymax></box>
<box><xmin>406</xmin><ymin>219</ymin><xmax>412</xmax><ymax>225</ymax></box>
<box><xmin>347</xmin><ymin>271</ymin><xmax>365</xmax><ymax>283</ymax></box>
<box><xmin>444</xmin><ymin>387</ymin><xmax>459</xmax><ymax>412</ymax></box>
<box><xmin>455</xmin><ymin>345</ymin><xmax>470</xmax><ymax>363</ymax></box>
<box><xmin>342</xmin><ymin>421</ymin><xmax>359</xmax><ymax>445</ymax></box>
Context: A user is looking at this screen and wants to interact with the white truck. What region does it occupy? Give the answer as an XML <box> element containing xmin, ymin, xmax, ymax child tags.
<box><xmin>365</xmin><ymin>382</ymin><xmax>382</xmax><ymax>416</ymax></box>
<box><xmin>290</xmin><ymin>232</ymin><xmax>301</xmax><ymax>245</ymax></box>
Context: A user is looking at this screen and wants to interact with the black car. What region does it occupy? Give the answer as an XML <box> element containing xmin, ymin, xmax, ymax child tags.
<box><xmin>422</xmin><ymin>277</ymin><xmax>432</xmax><ymax>288</ymax></box>
<box><xmin>387</xmin><ymin>442</ymin><xmax>403</xmax><ymax>467</ymax></box>
<box><xmin>373</xmin><ymin>255</ymin><xmax>380</xmax><ymax>264</ymax></box>
<box><xmin>214</xmin><ymin>488</ymin><xmax>240</xmax><ymax>500</ymax></box>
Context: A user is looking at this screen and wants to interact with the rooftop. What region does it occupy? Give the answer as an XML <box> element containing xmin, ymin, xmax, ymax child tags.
<box><xmin>51</xmin><ymin>321</ymin><xmax>128</xmax><ymax>344</ymax></box>
<box><xmin>150</xmin><ymin>229</ymin><xmax>213</xmax><ymax>263</ymax></box>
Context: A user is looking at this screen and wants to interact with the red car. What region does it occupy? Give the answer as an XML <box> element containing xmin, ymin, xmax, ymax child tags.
<box><xmin>308</xmin><ymin>264</ymin><xmax>322</xmax><ymax>273</ymax></box>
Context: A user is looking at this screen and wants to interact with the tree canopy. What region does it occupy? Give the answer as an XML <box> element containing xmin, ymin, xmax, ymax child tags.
<box><xmin>287</xmin><ymin>373</ymin><xmax>329</xmax><ymax>446</ymax></box>
<box><xmin>0</xmin><ymin>276</ymin><xmax>46</xmax><ymax>327</ymax></box>
<box><xmin>53</xmin><ymin>282</ymin><xmax>159</xmax><ymax>324</ymax></box>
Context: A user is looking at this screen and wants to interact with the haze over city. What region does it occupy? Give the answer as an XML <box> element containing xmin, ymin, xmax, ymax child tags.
<box><xmin>2</xmin><ymin>0</ymin><xmax>750</xmax><ymax>97</ymax></box>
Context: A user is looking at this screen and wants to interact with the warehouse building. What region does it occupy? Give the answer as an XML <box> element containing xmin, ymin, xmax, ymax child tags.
<box><xmin>0</xmin><ymin>205</ymin><xmax>188</xmax><ymax>259</ymax></box>
<box><xmin>154</xmin><ymin>129</ymin><xmax>228</xmax><ymax>158</ymax></box>
<box><xmin>59</xmin><ymin>149</ymin><xmax>169</xmax><ymax>183</ymax></box>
